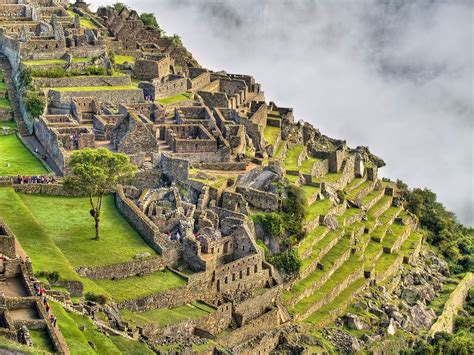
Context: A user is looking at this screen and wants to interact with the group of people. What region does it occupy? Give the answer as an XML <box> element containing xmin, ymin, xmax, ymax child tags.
<box><xmin>33</xmin><ymin>283</ymin><xmax>57</xmax><ymax>327</ymax></box>
<box><xmin>16</xmin><ymin>175</ymin><xmax>56</xmax><ymax>184</ymax></box>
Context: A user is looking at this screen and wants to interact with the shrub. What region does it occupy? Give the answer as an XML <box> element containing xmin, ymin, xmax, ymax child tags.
<box><xmin>140</xmin><ymin>13</ymin><xmax>159</xmax><ymax>28</ymax></box>
<box><xmin>254</xmin><ymin>212</ymin><xmax>285</xmax><ymax>240</ymax></box>
<box><xmin>85</xmin><ymin>292</ymin><xmax>108</xmax><ymax>305</ymax></box>
<box><xmin>86</xmin><ymin>66</ymin><xmax>107</xmax><ymax>76</ymax></box>
<box><xmin>23</xmin><ymin>90</ymin><xmax>45</xmax><ymax>118</ymax></box>
<box><xmin>268</xmin><ymin>249</ymin><xmax>301</xmax><ymax>276</ymax></box>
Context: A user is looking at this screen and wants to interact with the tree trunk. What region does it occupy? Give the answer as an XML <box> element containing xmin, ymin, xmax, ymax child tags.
<box><xmin>93</xmin><ymin>210</ymin><xmax>100</xmax><ymax>240</ymax></box>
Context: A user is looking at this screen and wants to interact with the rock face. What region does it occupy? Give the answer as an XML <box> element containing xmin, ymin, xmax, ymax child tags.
<box><xmin>345</xmin><ymin>313</ymin><xmax>370</xmax><ymax>330</ymax></box>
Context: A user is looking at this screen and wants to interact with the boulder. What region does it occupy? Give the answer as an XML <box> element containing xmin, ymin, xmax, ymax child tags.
<box><xmin>345</xmin><ymin>314</ymin><xmax>370</xmax><ymax>330</ymax></box>
<box><xmin>410</xmin><ymin>303</ymin><xmax>435</xmax><ymax>328</ymax></box>
<box><xmin>401</xmin><ymin>286</ymin><xmax>420</xmax><ymax>305</ymax></box>
<box><xmin>323</xmin><ymin>214</ymin><xmax>339</xmax><ymax>231</ymax></box>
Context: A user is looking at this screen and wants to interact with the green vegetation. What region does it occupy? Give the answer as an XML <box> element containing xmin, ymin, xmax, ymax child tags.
<box><xmin>54</xmin><ymin>85</ymin><xmax>138</xmax><ymax>92</ymax></box>
<box><xmin>305</xmin><ymin>199</ymin><xmax>332</xmax><ymax>223</ymax></box>
<box><xmin>396</xmin><ymin>180</ymin><xmax>473</xmax><ymax>274</ymax></box>
<box><xmin>263</xmin><ymin>125</ymin><xmax>280</xmax><ymax>145</ymax></box>
<box><xmin>0</xmin><ymin>135</ymin><xmax>47</xmax><ymax>175</ymax></box>
<box><xmin>23</xmin><ymin>59</ymin><xmax>67</xmax><ymax>66</ymax></box>
<box><xmin>140</xmin><ymin>13</ymin><xmax>160</xmax><ymax>30</ymax></box>
<box><xmin>80</xmin><ymin>18</ymin><xmax>97</xmax><ymax>29</ymax></box>
<box><xmin>113</xmin><ymin>55</ymin><xmax>136</xmax><ymax>65</ymax></box>
<box><xmin>0</xmin><ymin>97</ymin><xmax>11</xmax><ymax>109</ymax></box>
<box><xmin>64</xmin><ymin>148</ymin><xmax>136</xmax><ymax>240</ymax></box>
<box><xmin>50</xmin><ymin>301</ymin><xmax>151</xmax><ymax>354</ymax></box>
<box><xmin>297</xmin><ymin>226</ymin><xmax>328</xmax><ymax>257</ymax></box>
<box><xmin>300</xmin><ymin>156</ymin><xmax>321</xmax><ymax>174</ymax></box>
<box><xmin>29</xmin><ymin>66</ymin><xmax>109</xmax><ymax>78</ymax></box>
<box><xmin>93</xmin><ymin>269</ymin><xmax>186</xmax><ymax>302</ymax></box>
<box><xmin>283</xmin><ymin>144</ymin><xmax>304</xmax><ymax>170</ymax></box>
<box><xmin>121</xmin><ymin>301</ymin><xmax>211</xmax><ymax>327</ymax></box>
<box><xmin>29</xmin><ymin>329</ymin><xmax>55</xmax><ymax>353</ymax></box>
<box><xmin>19</xmin><ymin>193</ymin><xmax>151</xmax><ymax>266</ymax></box>
<box><xmin>23</xmin><ymin>90</ymin><xmax>45</xmax><ymax>117</ymax></box>
<box><xmin>157</xmin><ymin>91</ymin><xmax>192</xmax><ymax>105</ymax></box>
<box><xmin>0</xmin><ymin>120</ymin><xmax>17</xmax><ymax>129</ymax></box>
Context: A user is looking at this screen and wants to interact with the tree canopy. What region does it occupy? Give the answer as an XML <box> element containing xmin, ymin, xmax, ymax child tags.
<box><xmin>64</xmin><ymin>148</ymin><xmax>136</xmax><ymax>240</ymax></box>
<box><xmin>140</xmin><ymin>13</ymin><xmax>159</xmax><ymax>28</ymax></box>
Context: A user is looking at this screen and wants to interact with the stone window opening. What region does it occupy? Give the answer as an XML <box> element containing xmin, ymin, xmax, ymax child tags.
<box><xmin>247</xmin><ymin>267</ymin><xmax>250</xmax><ymax>276</ymax></box>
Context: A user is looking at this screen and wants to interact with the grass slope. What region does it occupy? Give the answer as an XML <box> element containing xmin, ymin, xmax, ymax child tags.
<box><xmin>0</xmin><ymin>135</ymin><xmax>47</xmax><ymax>176</ymax></box>
<box><xmin>18</xmin><ymin>193</ymin><xmax>156</xmax><ymax>267</ymax></box>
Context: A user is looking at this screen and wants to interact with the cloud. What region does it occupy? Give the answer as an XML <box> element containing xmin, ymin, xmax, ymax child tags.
<box><xmin>89</xmin><ymin>0</ymin><xmax>473</xmax><ymax>225</ymax></box>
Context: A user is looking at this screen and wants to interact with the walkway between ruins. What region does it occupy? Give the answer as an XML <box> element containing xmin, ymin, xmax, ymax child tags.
<box><xmin>22</xmin><ymin>135</ymin><xmax>62</xmax><ymax>176</ymax></box>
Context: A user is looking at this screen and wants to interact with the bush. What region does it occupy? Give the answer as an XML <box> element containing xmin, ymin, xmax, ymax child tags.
<box><xmin>23</xmin><ymin>90</ymin><xmax>45</xmax><ymax>118</ymax></box>
<box><xmin>140</xmin><ymin>13</ymin><xmax>159</xmax><ymax>28</ymax></box>
<box><xmin>29</xmin><ymin>67</ymin><xmax>65</xmax><ymax>78</ymax></box>
<box><xmin>268</xmin><ymin>249</ymin><xmax>301</xmax><ymax>276</ymax></box>
<box><xmin>85</xmin><ymin>292</ymin><xmax>108</xmax><ymax>305</ymax></box>
<box><xmin>34</xmin><ymin>271</ymin><xmax>60</xmax><ymax>283</ymax></box>
<box><xmin>254</xmin><ymin>212</ymin><xmax>285</xmax><ymax>240</ymax></box>
<box><xmin>86</xmin><ymin>66</ymin><xmax>107</xmax><ymax>76</ymax></box>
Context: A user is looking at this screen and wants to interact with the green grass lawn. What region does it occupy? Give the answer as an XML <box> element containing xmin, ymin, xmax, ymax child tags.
<box><xmin>0</xmin><ymin>97</ymin><xmax>11</xmax><ymax>109</ymax></box>
<box><xmin>305</xmin><ymin>199</ymin><xmax>332</xmax><ymax>223</ymax></box>
<box><xmin>121</xmin><ymin>301</ymin><xmax>212</xmax><ymax>327</ymax></box>
<box><xmin>300</xmin><ymin>156</ymin><xmax>321</xmax><ymax>175</ymax></box>
<box><xmin>94</xmin><ymin>269</ymin><xmax>186</xmax><ymax>302</ymax></box>
<box><xmin>80</xmin><ymin>18</ymin><xmax>97</xmax><ymax>29</ymax></box>
<box><xmin>300</xmin><ymin>230</ymin><xmax>340</xmax><ymax>272</ymax></box>
<box><xmin>50</xmin><ymin>301</ymin><xmax>150</xmax><ymax>354</ymax></box>
<box><xmin>263</xmin><ymin>125</ymin><xmax>280</xmax><ymax>146</ymax></box>
<box><xmin>157</xmin><ymin>92</ymin><xmax>192</xmax><ymax>105</ymax></box>
<box><xmin>114</xmin><ymin>55</ymin><xmax>136</xmax><ymax>65</ymax></box>
<box><xmin>301</xmin><ymin>185</ymin><xmax>320</xmax><ymax>201</ymax></box>
<box><xmin>283</xmin><ymin>144</ymin><xmax>304</xmax><ymax>170</ymax></box>
<box><xmin>0</xmin><ymin>120</ymin><xmax>17</xmax><ymax>129</ymax></box>
<box><xmin>53</xmin><ymin>85</ymin><xmax>138</xmax><ymax>92</ymax></box>
<box><xmin>23</xmin><ymin>59</ymin><xmax>67</xmax><ymax>66</ymax></box>
<box><xmin>0</xmin><ymin>135</ymin><xmax>47</xmax><ymax>176</ymax></box>
<box><xmin>297</xmin><ymin>226</ymin><xmax>328</xmax><ymax>257</ymax></box>
<box><xmin>29</xmin><ymin>329</ymin><xmax>55</xmax><ymax>353</ymax></box>
<box><xmin>17</xmin><ymin>193</ymin><xmax>156</xmax><ymax>267</ymax></box>
<box><xmin>0</xmin><ymin>81</ymin><xmax>6</xmax><ymax>90</ymax></box>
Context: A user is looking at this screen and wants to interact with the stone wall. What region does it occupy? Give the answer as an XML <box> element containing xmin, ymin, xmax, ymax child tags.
<box><xmin>233</xmin><ymin>285</ymin><xmax>282</xmax><ymax>326</ymax></box>
<box><xmin>160</xmin><ymin>153</ymin><xmax>189</xmax><ymax>181</ymax></box>
<box><xmin>48</xmin><ymin>87</ymin><xmax>143</xmax><ymax>109</ymax></box>
<box><xmin>75</xmin><ymin>256</ymin><xmax>164</xmax><ymax>280</ymax></box>
<box><xmin>0</xmin><ymin>222</ymin><xmax>16</xmax><ymax>258</ymax></box>
<box><xmin>33</xmin><ymin>74</ymin><xmax>131</xmax><ymax>88</ymax></box>
<box><xmin>235</xmin><ymin>187</ymin><xmax>279</xmax><ymax>212</ymax></box>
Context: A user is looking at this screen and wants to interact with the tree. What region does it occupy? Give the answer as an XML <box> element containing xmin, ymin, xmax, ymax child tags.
<box><xmin>170</xmin><ymin>34</ymin><xmax>182</xmax><ymax>46</ymax></box>
<box><xmin>23</xmin><ymin>90</ymin><xmax>45</xmax><ymax>118</ymax></box>
<box><xmin>110</xmin><ymin>2</ymin><xmax>128</xmax><ymax>12</ymax></box>
<box><xmin>64</xmin><ymin>148</ymin><xmax>136</xmax><ymax>240</ymax></box>
<box><xmin>140</xmin><ymin>13</ymin><xmax>159</xmax><ymax>28</ymax></box>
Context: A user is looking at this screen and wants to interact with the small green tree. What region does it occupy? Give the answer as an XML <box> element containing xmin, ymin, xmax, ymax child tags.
<box><xmin>140</xmin><ymin>13</ymin><xmax>159</xmax><ymax>28</ymax></box>
<box><xmin>110</xmin><ymin>2</ymin><xmax>128</xmax><ymax>12</ymax></box>
<box><xmin>64</xmin><ymin>148</ymin><xmax>136</xmax><ymax>240</ymax></box>
<box><xmin>170</xmin><ymin>34</ymin><xmax>182</xmax><ymax>46</ymax></box>
<box><xmin>23</xmin><ymin>90</ymin><xmax>45</xmax><ymax>118</ymax></box>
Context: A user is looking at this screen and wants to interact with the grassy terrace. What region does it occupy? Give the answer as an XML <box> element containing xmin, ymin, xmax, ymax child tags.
<box><xmin>288</xmin><ymin>236</ymin><xmax>352</xmax><ymax>302</ymax></box>
<box><xmin>336</xmin><ymin>208</ymin><xmax>362</xmax><ymax>225</ymax></box>
<box><xmin>301</xmin><ymin>184</ymin><xmax>320</xmax><ymax>200</ymax></box>
<box><xmin>375</xmin><ymin>253</ymin><xmax>399</xmax><ymax>276</ymax></box>
<box><xmin>114</xmin><ymin>55</ymin><xmax>136</xmax><ymax>65</ymax></box>
<box><xmin>293</xmin><ymin>253</ymin><xmax>363</xmax><ymax>314</ymax></box>
<box><xmin>157</xmin><ymin>92</ymin><xmax>192</xmax><ymax>105</ymax></box>
<box><xmin>53</xmin><ymin>85</ymin><xmax>138</xmax><ymax>92</ymax></box>
<box><xmin>0</xmin><ymin>188</ymin><xmax>186</xmax><ymax>300</ymax></box>
<box><xmin>30</xmin><ymin>329</ymin><xmax>55</xmax><ymax>353</ymax></box>
<box><xmin>314</xmin><ymin>172</ymin><xmax>342</xmax><ymax>184</ymax></box>
<box><xmin>345</xmin><ymin>177</ymin><xmax>365</xmax><ymax>192</ymax></box>
<box><xmin>297</xmin><ymin>226</ymin><xmax>328</xmax><ymax>257</ymax></box>
<box><xmin>23</xmin><ymin>58</ymin><xmax>67</xmax><ymax>66</ymax></box>
<box><xmin>0</xmin><ymin>120</ymin><xmax>17</xmax><ymax>130</ymax></box>
<box><xmin>0</xmin><ymin>135</ymin><xmax>47</xmax><ymax>175</ymax></box>
<box><xmin>400</xmin><ymin>231</ymin><xmax>423</xmax><ymax>255</ymax></box>
<box><xmin>362</xmin><ymin>189</ymin><xmax>382</xmax><ymax>205</ymax></box>
<box><xmin>122</xmin><ymin>301</ymin><xmax>213</xmax><ymax>328</ymax></box>
<box><xmin>274</xmin><ymin>140</ymin><xmax>285</xmax><ymax>158</ymax></box>
<box><xmin>304</xmin><ymin>277</ymin><xmax>367</xmax><ymax>325</ymax></box>
<box><xmin>51</xmin><ymin>301</ymin><xmax>153</xmax><ymax>354</ymax></box>
<box><xmin>305</xmin><ymin>198</ymin><xmax>332</xmax><ymax>224</ymax></box>
<box><xmin>300</xmin><ymin>156</ymin><xmax>320</xmax><ymax>174</ymax></box>
<box><xmin>0</xmin><ymin>97</ymin><xmax>11</xmax><ymax>108</ymax></box>
<box><xmin>283</xmin><ymin>144</ymin><xmax>304</xmax><ymax>170</ymax></box>
<box><xmin>18</xmin><ymin>193</ymin><xmax>155</xmax><ymax>267</ymax></box>
<box><xmin>368</xmin><ymin>195</ymin><xmax>392</xmax><ymax>218</ymax></box>
<box><xmin>382</xmin><ymin>222</ymin><xmax>409</xmax><ymax>250</ymax></box>
<box><xmin>94</xmin><ymin>269</ymin><xmax>186</xmax><ymax>302</ymax></box>
<box><xmin>346</xmin><ymin>180</ymin><xmax>372</xmax><ymax>200</ymax></box>
<box><xmin>263</xmin><ymin>125</ymin><xmax>280</xmax><ymax>146</ymax></box>
<box><xmin>300</xmin><ymin>230</ymin><xmax>341</xmax><ymax>272</ymax></box>
<box><xmin>371</xmin><ymin>206</ymin><xmax>402</xmax><ymax>241</ymax></box>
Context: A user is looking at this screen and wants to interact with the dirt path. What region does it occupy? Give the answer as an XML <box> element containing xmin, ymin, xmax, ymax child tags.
<box><xmin>430</xmin><ymin>272</ymin><xmax>474</xmax><ymax>334</ymax></box>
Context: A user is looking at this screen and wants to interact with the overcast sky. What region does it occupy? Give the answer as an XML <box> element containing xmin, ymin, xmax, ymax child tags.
<box><xmin>89</xmin><ymin>0</ymin><xmax>473</xmax><ymax>225</ymax></box>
